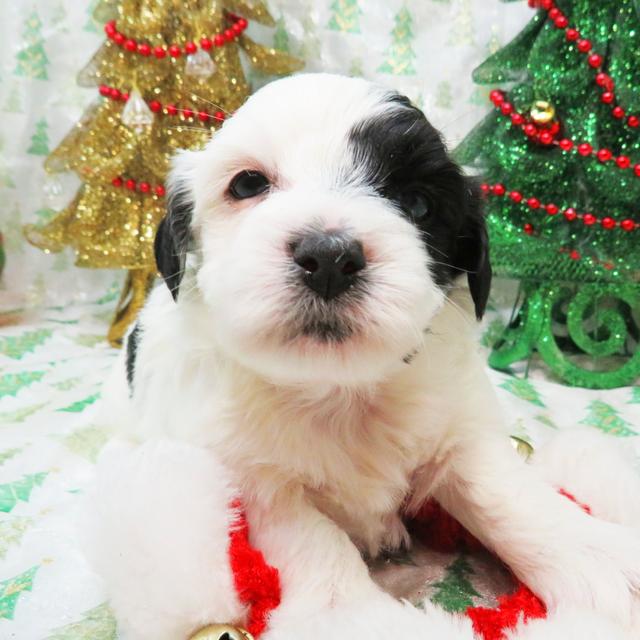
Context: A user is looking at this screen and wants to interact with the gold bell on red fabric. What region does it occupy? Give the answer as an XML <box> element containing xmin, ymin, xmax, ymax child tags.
<box><xmin>189</xmin><ymin>624</ymin><xmax>255</xmax><ymax>640</ymax></box>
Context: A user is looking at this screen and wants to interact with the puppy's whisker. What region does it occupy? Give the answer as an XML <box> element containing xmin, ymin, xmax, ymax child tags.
<box><xmin>190</xmin><ymin>93</ymin><xmax>232</xmax><ymax>115</ymax></box>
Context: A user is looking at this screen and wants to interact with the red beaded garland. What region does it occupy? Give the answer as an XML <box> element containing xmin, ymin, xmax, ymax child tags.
<box><xmin>569</xmin><ymin>250</ymin><xmax>581</xmax><ymax>261</ymax></box>
<box><xmin>523</xmin><ymin>223</ymin><xmax>535</xmax><ymax>235</ymax></box>
<box><xmin>577</xmin><ymin>143</ymin><xmax>593</xmax><ymax>156</ymax></box>
<box><xmin>111</xmin><ymin>176</ymin><xmax>166</xmax><ymax>197</ymax></box>
<box><xmin>587</xmin><ymin>53</ymin><xmax>602</xmax><ymax>68</ymax></box>
<box><xmin>616</xmin><ymin>156</ymin><xmax>631</xmax><ymax>169</ymax></box>
<box><xmin>576</xmin><ymin>39</ymin><xmax>591</xmax><ymax>53</ymax></box>
<box><xmin>491</xmin><ymin>92</ymin><xmax>640</xmax><ymax>180</ymax></box>
<box><xmin>105</xmin><ymin>15</ymin><xmax>248</xmax><ymax>59</ymax></box>
<box><xmin>99</xmin><ymin>84</ymin><xmax>226</xmax><ymax>125</ymax></box>
<box><xmin>530</xmin><ymin>3</ymin><xmax>640</xmax><ymax>131</ymax></box>
<box><xmin>484</xmin><ymin>185</ymin><xmax>637</xmax><ymax>233</ymax></box>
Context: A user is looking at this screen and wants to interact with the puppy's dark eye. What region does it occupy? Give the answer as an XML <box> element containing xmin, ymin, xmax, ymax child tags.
<box><xmin>229</xmin><ymin>170</ymin><xmax>270</xmax><ymax>199</ymax></box>
<box><xmin>400</xmin><ymin>193</ymin><xmax>429</xmax><ymax>221</ymax></box>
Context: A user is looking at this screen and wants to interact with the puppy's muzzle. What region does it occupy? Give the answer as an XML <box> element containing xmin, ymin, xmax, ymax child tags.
<box><xmin>292</xmin><ymin>231</ymin><xmax>366</xmax><ymax>301</ymax></box>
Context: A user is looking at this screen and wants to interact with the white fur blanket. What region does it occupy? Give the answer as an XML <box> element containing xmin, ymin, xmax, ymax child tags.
<box><xmin>0</xmin><ymin>300</ymin><xmax>639</xmax><ymax>639</ymax></box>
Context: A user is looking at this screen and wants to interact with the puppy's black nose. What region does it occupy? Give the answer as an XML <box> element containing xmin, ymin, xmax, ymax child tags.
<box><xmin>292</xmin><ymin>232</ymin><xmax>366</xmax><ymax>300</ymax></box>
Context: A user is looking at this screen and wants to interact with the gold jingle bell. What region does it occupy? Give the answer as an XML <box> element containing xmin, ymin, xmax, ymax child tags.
<box><xmin>530</xmin><ymin>100</ymin><xmax>556</xmax><ymax>125</ymax></box>
<box><xmin>189</xmin><ymin>624</ymin><xmax>254</xmax><ymax>640</ymax></box>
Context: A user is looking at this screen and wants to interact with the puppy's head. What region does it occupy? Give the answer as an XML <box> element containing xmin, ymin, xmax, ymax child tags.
<box><xmin>155</xmin><ymin>73</ymin><xmax>491</xmax><ymax>386</ymax></box>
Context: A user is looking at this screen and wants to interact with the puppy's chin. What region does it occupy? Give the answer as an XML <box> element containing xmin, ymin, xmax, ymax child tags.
<box><xmin>209</xmin><ymin>298</ymin><xmax>438</xmax><ymax>387</ymax></box>
<box><xmin>217</xmin><ymin>331</ymin><xmax>414</xmax><ymax>388</ymax></box>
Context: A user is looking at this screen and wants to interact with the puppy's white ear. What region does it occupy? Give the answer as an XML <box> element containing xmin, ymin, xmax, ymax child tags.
<box><xmin>154</xmin><ymin>150</ymin><xmax>199</xmax><ymax>301</ymax></box>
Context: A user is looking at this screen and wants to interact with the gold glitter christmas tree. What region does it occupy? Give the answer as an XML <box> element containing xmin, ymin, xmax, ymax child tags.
<box><xmin>25</xmin><ymin>0</ymin><xmax>302</xmax><ymax>346</ymax></box>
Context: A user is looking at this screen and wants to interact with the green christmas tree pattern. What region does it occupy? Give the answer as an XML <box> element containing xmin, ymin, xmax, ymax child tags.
<box><xmin>84</xmin><ymin>0</ymin><xmax>102</xmax><ymax>33</ymax></box>
<box><xmin>481</xmin><ymin>318</ymin><xmax>506</xmax><ymax>349</ymax></box>
<box><xmin>0</xmin><ymin>473</ymin><xmax>48</xmax><ymax>513</ymax></box>
<box><xmin>3</xmin><ymin>83</ymin><xmax>24</xmax><ymax>114</ymax></box>
<box><xmin>62</xmin><ymin>426</ymin><xmax>109</xmax><ymax>462</ymax></box>
<box><xmin>0</xmin><ymin>517</ymin><xmax>33</xmax><ymax>561</ymax></box>
<box><xmin>57</xmin><ymin>393</ymin><xmax>101</xmax><ymax>413</ymax></box>
<box><xmin>51</xmin><ymin>2</ymin><xmax>68</xmax><ymax>29</ymax></box>
<box><xmin>581</xmin><ymin>400</ymin><xmax>637</xmax><ymax>437</ymax></box>
<box><xmin>3</xmin><ymin>202</ymin><xmax>25</xmax><ymax>254</ymax></box>
<box><xmin>46</xmin><ymin>602</ymin><xmax>117</xmax><ymax>640</ymax></box>
<box><xmin>0</xmin><ymin>447</ymin><xmax>23</xmax><ymax>467</ymax></box>
<box><xmin>0</xmin><ymin>135</ymin><xmax>15</xmax><ymax>188</ymax></box>
<box><xmin>431</xmin><ymin>555</ymin><xmax>480</xmax><ymax>612</ymax></box>
<box><xmin>0</xmin><ymin>371</ymin><xmax>46</xmax><ymax>398</ymax></box>
<box><xmin>378</xmin><ymin>7</ymin><xmax>417</xmax><ymax>76</ymax></box>
<box><xmin>273</xmin><ymin>15</ymin><xmax>290</xmax><ymax>53</ymax></box>
<box><xmin>447</xmin><ymin>0</ymin><xmax>475</xmax><ymax>47</ymax></box>
<box><xmin>52</xmin><ymin>377</ymin><xmax>82</xmax><ymax>391</ymax></box>
<box><xmin>0</xmin><ymin>403</ymin><xmax>48</xmax><ymax>424</ymax></box>
<box><xmin>435</xmin><ymin>81</ymin><xmax>453</xmax><ymax>110</ymax></box>
<box><xmin>499</xmin><ymin>377</ymin><xmax>545</xmax><ymax>407</ymax></box>
<box><xmin>28</xmin><ymin>118</ymin><xmax>50</xmax><ymax>156</ymax></box>
<box><xmin>14</xmin><ymin>11</ymin><xmax>49</xmax><ymax>80</ymax></box>
<box><xmin>0</xmin><ymin>565</ymin><xmax>39</xmax><ymax>619</ymax></box>
<box><xmin>0</xmin><ymin>328</ymin><xmax>52</xmax><ymax>359</ymax></box>
<box><xmin>327</xmin><ymin>0</ymin><xmax>362</xmax><ymax>34</ymax></box>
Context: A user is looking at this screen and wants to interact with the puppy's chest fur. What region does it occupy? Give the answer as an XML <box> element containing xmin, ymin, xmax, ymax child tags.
<box><xmin>224</xmin><ymin>374</ymin><xmax>441</xmax><ymax>552</ymax></box>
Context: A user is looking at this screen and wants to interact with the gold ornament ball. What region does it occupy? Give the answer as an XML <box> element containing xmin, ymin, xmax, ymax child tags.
<box><xmin>530</xmin><ymin>100</ymin><xmax>556</xmax><ymax>125</ymax></box>
<box><xmin>189</xmin><ymin>625</ymin><xmax>254</xmax><ymax>640</ymax></box>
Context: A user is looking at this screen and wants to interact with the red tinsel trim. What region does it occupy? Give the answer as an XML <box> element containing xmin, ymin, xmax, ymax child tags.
<box><xmin>228</xmin><ymin>499</ymin><xmax>281</xmax><ymax>638</ymax></box>
<box><xmin>467</xmin><ymin>584</ymin><xmax>546</xmax><ymax>640</ymax></box>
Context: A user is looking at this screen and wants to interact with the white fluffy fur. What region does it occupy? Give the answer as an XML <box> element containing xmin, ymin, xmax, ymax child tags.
<box><xmin>89</xmin><ymin>74</ymin><xmax>640</xmax><ymax>639</ymax></box>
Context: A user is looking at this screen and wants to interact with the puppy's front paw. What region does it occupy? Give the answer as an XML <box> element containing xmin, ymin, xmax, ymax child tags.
<box><xmin>381</xmin><ymin>512</ymin><xmax>411</xmax><ymax>552</ymax></box>
<box><xmin>523</xmin><ymin>515</ymin><xmax>640</xmax><ymax>626</ymax></box>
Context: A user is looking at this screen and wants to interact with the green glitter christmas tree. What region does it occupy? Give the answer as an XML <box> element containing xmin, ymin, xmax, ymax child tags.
<box><xmin>456</xmin><ymin>0</ymin><xmax>640</xmax><ymax>389</ymax></box>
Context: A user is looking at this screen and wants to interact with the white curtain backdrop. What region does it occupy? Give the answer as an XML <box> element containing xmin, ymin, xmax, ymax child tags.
<box><xmin>0</xmin><ymin>0</ymin><xmax>531</xmax><ymax>308</ymax></box>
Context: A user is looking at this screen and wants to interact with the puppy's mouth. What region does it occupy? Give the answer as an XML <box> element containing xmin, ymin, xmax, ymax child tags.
<box><xmin>300</xmin><ymin>317</ymin><xmax>354</xmax><ymax>343</ymax></box>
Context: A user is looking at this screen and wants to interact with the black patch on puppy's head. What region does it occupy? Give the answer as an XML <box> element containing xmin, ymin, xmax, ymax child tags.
<box><xmin>154</xmin><ymin>179</ymin><xmax>194</xmax><ymax>301</ymax></box>
<box><xmin>347</xmin><ymin>92</ymin><xmax>492</xmax><ymax>319</ymax></box>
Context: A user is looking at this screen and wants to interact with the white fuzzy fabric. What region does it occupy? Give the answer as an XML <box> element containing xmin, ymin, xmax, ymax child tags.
<box><xmin>83</xmin><ymin>439</ymin><xmax>245</xmax><ymax>640</ymax></box>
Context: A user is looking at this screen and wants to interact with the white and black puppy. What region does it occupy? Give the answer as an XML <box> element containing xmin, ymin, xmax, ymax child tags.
<box><xmin>92</xmin><ymin>73</ymin><xmax>640</xmax><ymax>638</ymax></box>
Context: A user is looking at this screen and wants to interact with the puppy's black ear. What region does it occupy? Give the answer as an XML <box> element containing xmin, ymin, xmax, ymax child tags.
<box><xmin>154</xmin><ymin>151</ymin><xmax>197</xmax><ymax>301</ymax></box>
<box><xmin>455</xmin><ymin>179</ymin><xmax>492</xmax><ymax>320</ymax></box>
